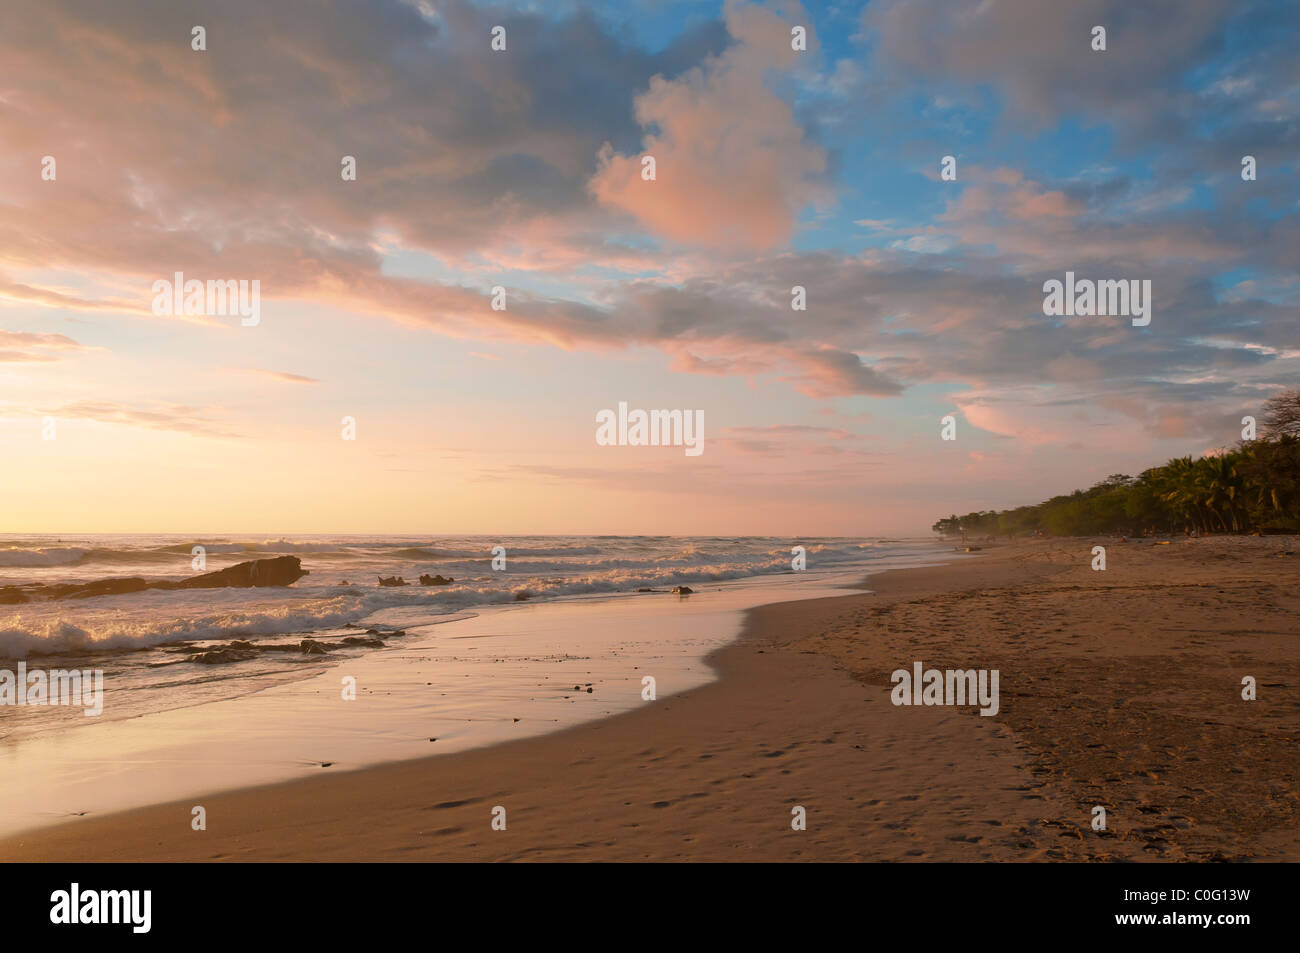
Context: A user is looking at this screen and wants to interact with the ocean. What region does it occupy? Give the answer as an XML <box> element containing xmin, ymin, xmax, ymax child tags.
<box><xmin>0</xmin><ymin>534</ymin><xmax>951</xmax><ymax>833</ymax></box>
<box><xmin>0</xmin><ymin>533</ymin><xmax>932</xmax><ymax>657</ymax></box>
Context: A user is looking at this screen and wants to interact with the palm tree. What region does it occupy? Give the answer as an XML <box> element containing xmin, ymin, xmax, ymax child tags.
<box><xmin>1200</xmin><ymin>454</ymin><xmax>1244</xmax><ymax>532</ymax></box>
<box><xmin>1158</xmin><ymin>457</ymin><xmax>1206</xmax><ymax>533</ymax></box>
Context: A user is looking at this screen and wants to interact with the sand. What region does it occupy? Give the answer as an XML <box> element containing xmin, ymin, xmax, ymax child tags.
<box><xmin>2</xmin><ymin>536</ymin><xmax>1297</xmax><ymax>862</ymax></box>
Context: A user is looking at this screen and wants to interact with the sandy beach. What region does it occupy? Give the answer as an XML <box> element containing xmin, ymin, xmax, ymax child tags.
<box><xmin>3</xmin><ymin>536</ymin><xmax>1297</xmax><ymax>863</ymax></box>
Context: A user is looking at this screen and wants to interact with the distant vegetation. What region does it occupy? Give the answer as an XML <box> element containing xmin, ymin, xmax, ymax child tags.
<box><xmin>933</xmin><ymin>390</ymin><xmax>1300</xmax><ymax>538</ymax></box>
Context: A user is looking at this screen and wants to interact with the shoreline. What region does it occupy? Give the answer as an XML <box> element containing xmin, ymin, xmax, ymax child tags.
<box><xmin>0</xmin><ymin>549</ymin><xmax>952</xmax><ymax>841</ymax></box>
<box><xmin>3</xmin><ymin>537</ymin><xmax>1297</xmax><ymax>862</ymax></box>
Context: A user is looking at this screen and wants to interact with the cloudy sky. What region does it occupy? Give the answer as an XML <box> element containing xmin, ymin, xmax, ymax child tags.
<box><xmin>1</xmin><ymin>0</ymin><xmax>1296</xmax><ymax>535</ymax></box>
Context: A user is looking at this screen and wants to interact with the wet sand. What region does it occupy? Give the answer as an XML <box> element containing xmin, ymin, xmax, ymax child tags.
<box><xmin>3</xmin><ymin>536</ymin><xmax>1297</xmax><ymax>862</ymax></box>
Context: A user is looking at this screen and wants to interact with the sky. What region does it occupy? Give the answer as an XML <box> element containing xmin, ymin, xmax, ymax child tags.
<box><xmin>0</xmin><ymin>0</ymin><xmax>1297</xmax><ymax>536</ymax></box>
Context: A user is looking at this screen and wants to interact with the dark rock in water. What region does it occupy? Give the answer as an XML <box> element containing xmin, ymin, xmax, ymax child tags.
<box><xmin>341</xmin><ymin>636</ymin><xmax>384</xmax><ymax>647</ymax></box>
<box><xmin>514</xmin><ymin>590</ymin><xmax>532</xmax><ymax>601</ymax></box>
<box><xmin>49</xmin><ymin>577</ymin><xmax>153</xmax><ymax>600</ymax></box>
<box><xmin>165</xmin><ymin>556</ymin><xmax>308</xmax><ymax>590</ymax></box>
<box><xmin>338</xmin><ymin>580</ymin><xmax>351</xmax><ymax>587</ymax></box>
<box><xmin>672</xmin><ymin>586</ymin><xmax>694</xmax><ymax>595</ymax></box>
<box><xmin>418</xmin><ymin>574</ymin><xmax>454</xmax><ymax>586</ymax></box>
<box><xmin>378</xmin><ymin>575</ymin><xmax>407</xmax><ymax>587</ymax></box>
<box><xmin>3</xmin><ymin>557</ymin><xmax>305</xmax><ymax>603</ymax></box>
<box><xmin>191</xmin><ymin>647</ymin><xmax>258</xmax><ymax>664</ymax></box>
<box><xmin>299</xmin><ymin>638</ymin><xmax>330</xmax><ymax>655</ymax></box>
<box><xmin>228</xmin><ymin>639</ymin><xmax>256</xmax><ymax>650</ymax></box>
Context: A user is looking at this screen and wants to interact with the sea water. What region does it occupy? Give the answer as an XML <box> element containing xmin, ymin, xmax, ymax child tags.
<box><xmin>0</xmin><ymin>535</ymin><xmax>951</xmax><ymax>835</ymax></box>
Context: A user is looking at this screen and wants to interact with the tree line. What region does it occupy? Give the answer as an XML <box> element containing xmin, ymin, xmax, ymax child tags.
<box><xmin>932</xmin><ymin>390</ymin><xmax>1300</xmax><ymax>538</ymax></box>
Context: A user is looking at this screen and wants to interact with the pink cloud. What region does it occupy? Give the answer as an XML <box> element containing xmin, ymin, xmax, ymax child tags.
<box><xmin>589</xmin><ymin>1</ymin><xmax>827</xmax><ymax>252</ymax></box>
<box><xmin>0</xmin><ymin>329</ymin><xmax>86</xmax><ymax>362</ymax></box>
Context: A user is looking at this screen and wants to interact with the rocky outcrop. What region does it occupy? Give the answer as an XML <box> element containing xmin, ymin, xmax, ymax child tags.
<box><xmin>191</xmin><ymin>647</ymin><xmax>259</xmax><ymax>664</ymax></box>
<box><xmin>175</xmin><ymin>628</ymin><xmax>402</xmax><ymax>665</ymax></box>
<box><xmin>162</xmin><ymin>556</ymin><xmax>308</xmax><ymax>589</ymax></box>
<box><xmin>21</xmin><ymin>577</ymin><xmax>153</xmax><ymax>600</ymax></box>
<box><xmin>378</xmin><ymin>575</ymin><xmax>408</xmax><ymax>587</ymax></box>
<box><xmin>3</xmin><ymin>556</ymin><xmax>309</xmax><ymax>603</ymax></box>
<box><xmin>418</xmin><ymin>574</ymin><xmax>454</xmax><ymax>586</ymax></box>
